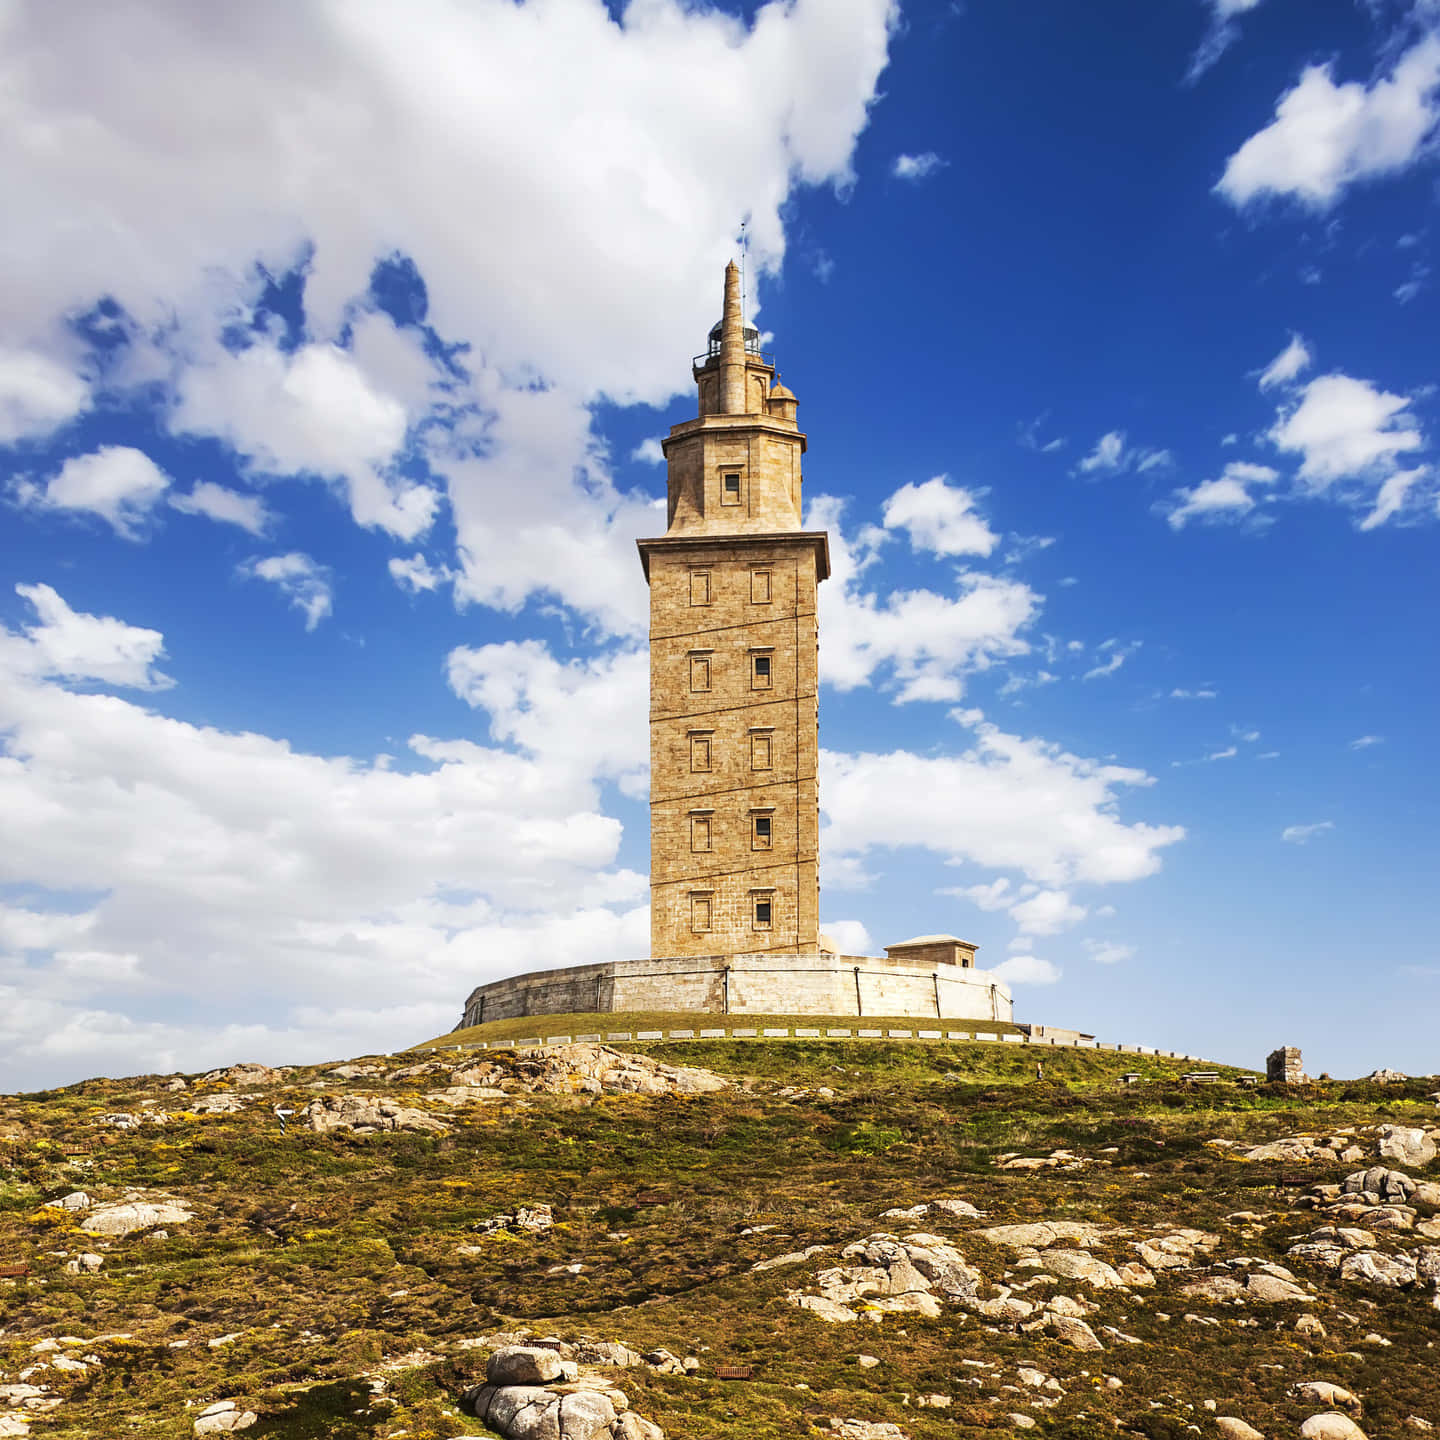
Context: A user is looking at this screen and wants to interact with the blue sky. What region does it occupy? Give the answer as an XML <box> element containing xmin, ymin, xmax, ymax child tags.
<box><xmin>1</xmin><ymin>0</ymin><xmax>1436</xmax><ymax>1090</ymax></box>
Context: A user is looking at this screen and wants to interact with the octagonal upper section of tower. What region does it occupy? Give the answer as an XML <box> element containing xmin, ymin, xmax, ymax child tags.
<box><xmin>656</xmin><ymin>260</ymin><xmax>810</xmax><ymax>538</ymax></box>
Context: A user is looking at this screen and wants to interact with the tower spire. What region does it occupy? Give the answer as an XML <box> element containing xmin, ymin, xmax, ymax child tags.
<box><xmin>718</xmin><ymin>259</ymin><xmax>745</xmax><ymax>415</ymax></box>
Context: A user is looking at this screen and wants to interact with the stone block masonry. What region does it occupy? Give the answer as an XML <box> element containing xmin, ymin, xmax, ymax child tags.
<box><xmin>1267</xmin><ymin>1046</ymin><xmax>1306</xmax><ymax>1083</ymax></box>
<box><xmin>459</xmin><ymin>951</ymin><xmax>1013</xmax><ymax>1031</ymax></box>
<box><xmin>639</xmin><ymin>260</ymin><xmax>828</xmax><ymax>961</ymax></box>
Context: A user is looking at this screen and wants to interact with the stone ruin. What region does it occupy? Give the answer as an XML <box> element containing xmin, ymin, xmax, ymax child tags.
<box><xmin>1267</xmin><ymin>1046</ymin><xmax>1306</xmax><ymax>1084</ymax></box>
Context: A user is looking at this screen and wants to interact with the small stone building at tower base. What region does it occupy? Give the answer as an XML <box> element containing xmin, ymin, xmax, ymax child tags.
<box><xmin>458</xmin><ymin>949</ymin><xmax>1013</xmax><ymax>1031</ymax></box>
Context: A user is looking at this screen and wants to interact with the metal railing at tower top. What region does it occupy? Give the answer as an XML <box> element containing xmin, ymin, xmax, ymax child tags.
<box><xmin>692</xmin><ymin>349</ymin><xmax>775</xmax><ymax>370</ymax></box>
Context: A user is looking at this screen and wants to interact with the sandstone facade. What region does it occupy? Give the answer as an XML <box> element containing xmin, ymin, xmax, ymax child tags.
<box><xmin>638</xmin><ymin>261</ymin><xmax>829</xmax><ymax>960</ymax></box>
<box><xmin>459</xmin><ymin>952</ymin><xmax>1013</xmax><ymax>1030</ymax></box>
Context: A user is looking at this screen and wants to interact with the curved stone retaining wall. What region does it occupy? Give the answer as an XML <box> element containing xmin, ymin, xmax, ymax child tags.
<box><xmin>459</xmin><ymin>952</ymin><xmax>1013</xmax><ymax>1032</ymax></box>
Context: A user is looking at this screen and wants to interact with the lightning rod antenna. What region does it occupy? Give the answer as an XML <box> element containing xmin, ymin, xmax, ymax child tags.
<box><xmin>739</xmin><ymin>219</ymin><xmax>748</xmax><ymax>330</ymax></box>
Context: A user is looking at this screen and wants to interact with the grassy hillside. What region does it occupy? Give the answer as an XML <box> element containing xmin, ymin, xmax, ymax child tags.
<box><xmin>0</xmin><ymin>1030</ymin><xmax>1435</xmax><ymax>1439</ymax></box>
<box><xmin>426</xmin><ymin>1011</ymin><xmax>1035</xmax><ymax>1049</ymax></box>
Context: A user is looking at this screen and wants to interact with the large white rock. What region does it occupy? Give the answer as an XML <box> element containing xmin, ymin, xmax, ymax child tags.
<box><xmin>979</xmin><ymin>1221</ymin><xmax>1111</xmax><ymax>1250</ymax></box>
<box><xmin>1245</xmin><ymin>1274</ymin><xmax>1311</xmax><ymax>1304</ymax></box>
<box><xmin>487</xmin><ymin>1348</ymin><xmax>564</xmax><ymax>1386</ymax></box>
<box><xmin>1243</xmin><ymin>1137</ymin><xmax>1327</xmax><ymax>1163</ymax></box>
<box><xmin>1377</xmin><ymin>1127</ymin><xmax>1436</xmax><ymax>1168</ymax></box>
<box><xmin>193</xmin><ymin>1400</ymin><xmax>258</xmax><ymax>1435</ymax></box>
<box><xmin>1038</xmin><ymin>1249</ymin><xmax>1125</xmax><ymax>1289</ymax></box>
<box><xmin>1339</xmin><ymin>1250</ymin><xmax>1417</xmax><ymax>1288</ymax></box>
<box><xmin>1214</xmin><ymin>1420</ymin><xmax>1265</xmax><ymax>1440</ymax></box>
<box><xmin>1292</xmin><ymin>1383</ymin><xmax>1360</xmax><ymax>1415</ymax></box>
<box><xmin>1299</xmin><ymin>1415</ymin><xmax>1367</xmax><ymax>1440</ymax></box>
<box><xmin>82</xmin><ymin>1196</ymin><xmax>193</xmax><ymax>1237</ymax></box>
<box><xmin>302</xmin><ymin>1095</ymin><xmax>446</xmax><ymax>1134</ymax></box>
<box><xmin>556</xmin><ymin>1391</ymin><xmax>618</xmax><ymax>1440</ymax></box>
<box><xmin>1044</xmin><ymin>1314</ymin><xmax>1104</xmax><ymax>1351</ymax></box>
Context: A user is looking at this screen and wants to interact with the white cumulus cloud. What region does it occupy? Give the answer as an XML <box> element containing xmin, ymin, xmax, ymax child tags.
<box><xmin>822</xmin><ymin>709</ymin><xmax>1185</xmax><ymax>890</ymax></box>
<box><xmin>1269</xmin><ymin>373</ymin><xmax>1424</xmax><ymax>488</ymax></box>
<box><xmin>0</xmin><ymin>585</ymin><xmax>649</xmax><ymax>1091</ymax></box>
<box><xmin>881</xmin><ymin>476</ymin><xmax>999</xmax><ymax>558</ymax></box>
<box><xmin>1008</xmin><ymin>889</ymin><xmax>1088</xmax><ymax>937</ymax></box>
<box><xmin>2</xmin><ymin>582</ymin><xmax>173</xmax><ymax>690</ymax></box>
<box><xmin>1216</xmin><ymin>34</ymin><xmax>1440</xmax><ymax>210</ymax></box>
<box><xmin>1163</xmin><ymin>461</ymin><xmax>1279</xmax><ymax>529</ymax></box>
<box><xmin>18</xmin><ymin>445</ymin><xmax>171</xmax><ymax>539</ymax></box>
<box><xmin>389</xmin><ymin>553</ymin><xmax>454</xmax><ymax>595</ymax></box>
<box><xmin>820</xmin><ymin>919</ymin><xmax>872</xmax><ymax>955</ymax></box>
<box><xmin>0</xmin><ymin>0</ymin><xmax>899</xmax><ymax>634</ymax></box>
<box><xmin>0</xmin><ymin>346</ymin><xmax>89</xmax><ymax>444</ymax></box>
<box><xmin>991</xmin><ymin>953</ymin><xmax>1061</xmax><ymax>987</ymax></box>
<box><xmin>813</xmin><ymin>494</ymin><xmax>1038</xmax><ymax>704</ymax></box>
<box><xmin>446</xmin><ymin>639</ymin><xmax>650</xmax><ymax>802</ymax></box>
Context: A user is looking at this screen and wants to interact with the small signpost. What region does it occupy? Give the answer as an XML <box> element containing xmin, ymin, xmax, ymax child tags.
<box><xmin>274</xmin><ymin>1106</ymin><xmax>296</xmax><ymax>1136</ymax></box>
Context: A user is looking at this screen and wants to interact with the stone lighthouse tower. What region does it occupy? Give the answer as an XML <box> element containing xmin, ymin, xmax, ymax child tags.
<box><xmin>638</xmin><ymin>263</ymin><xmax>830</xmax><ymax>959</ymax></box>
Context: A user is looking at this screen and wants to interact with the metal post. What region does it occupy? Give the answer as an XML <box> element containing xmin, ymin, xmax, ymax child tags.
<box><xmin>853</xmin><ymin>966</ymin><xmax>863</xmax><ymax>1017</ymax></box>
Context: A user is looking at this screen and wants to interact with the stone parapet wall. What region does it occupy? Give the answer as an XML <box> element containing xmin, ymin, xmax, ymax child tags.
<box><xmin>459</xmin><ymin>952</ymin><xmax>1013</xmax><ymax>1032</ymax></box>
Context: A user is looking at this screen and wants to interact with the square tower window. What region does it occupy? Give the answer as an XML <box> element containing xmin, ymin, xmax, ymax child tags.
<box><xmin>751</xmin><ymin>812</ymin><xmax>773</xmax><ymax>850</ymax></box>
<box><xmin>689</xmin><ymin>653</ymin><xmax>711</xmax><ymax>692</ymax></box>
<box><xmin>751</xmin><ymin>651</ymin><xmax>772</xmax><ymax>689</ymax></box>
<box><xmin>690</xmin><ymin>570</ymin><xmax>711</xmax><ymax>606</ymax></box>
<box><xmin>690</xmin><ymin>892</ymin><xmax>713</xmax><ymax>933</ymax></box>
<box><xmin>750</xmin><ymin>731</ymin><xmax>773</xmax><ymax>770</ymax></box>
<box><xmin>750</xmin><ymin>570</ymin><xmax>773</xmax><ymax>604</ymax></box>
<box><xmin>751</xmin><ymin>892</ymin><xmax>774</xmax><ymax>929</ymax></box>
<box><xmin>689</xmin><ymin>732</ymin><xmax>712</xmax><ymax>772</ymax></box>
<box><xmin>690</xmin><ymin>812</ymin><xmax>713</xmax><ymax>852</ymax></box>
<box><xmin>721</xmin><ymin>471</ymin><xmax>742</xmax><ymax>505</ymax></box>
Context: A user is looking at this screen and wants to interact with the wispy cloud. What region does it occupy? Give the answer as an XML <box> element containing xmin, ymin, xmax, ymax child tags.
<box><xmin>1084</xmin><ymin>939</ymin><xmax>1135</xmax><ymax>966</ymax></box>
<box><xmin>1169</xmin><ymin>687</ymin><xmax>1217</xmax><ymax>700</ymax></box>
<box><xmin>1282</xmin><ymin>820</ymin><xmax>1334</xmax><ymax>844</ymax></box>
<box><xmin>1083</xmin><ymin>638</ymin><xmax>1141</xmax><ymax>681</ymax></box>
<box><xmin>1076</xmin><ymin>430</ymin><xmax>1172</xmax><ymax>477</ymax></box>
<box><xmin>1256</xmin><ymin>333</ymin><xmax>1311</xmax><ymax>391</ymax></box>
<box><xmin>892</xmin><ymin>152</ymin><xmax>946</xmax><ymax>182</ymax></box>
<box><xmin>1349</xmin><ymin>734</ymin><xmax>1384</xmax><ymax>750</ymax></box>
<box><xmin>1018</xmin><ymin>412</ymin><xmax>1066</xmax><ymax>453</ymax></box>
<box><xmin>1186</xmin><ymin>0</ymin><xmax>1265</xmax><ymax>84</ymax></box>
<box><xmin>238</xmin><ymin>552</ymin><xmax>334</xmax><ymax>631</ymax></box>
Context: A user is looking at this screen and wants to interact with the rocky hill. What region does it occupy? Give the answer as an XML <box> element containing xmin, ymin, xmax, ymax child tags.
<box><xmin>1</xmin><ymin>1028</ymin><xmax>1437</xmax><ymax>1439</ymax></box>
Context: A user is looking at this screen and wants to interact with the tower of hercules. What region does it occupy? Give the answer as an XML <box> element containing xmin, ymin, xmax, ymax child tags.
<box><xmin>638</xmin><ymin>263</ymin><xmax>830</xmax><ymax>960</ymax></box>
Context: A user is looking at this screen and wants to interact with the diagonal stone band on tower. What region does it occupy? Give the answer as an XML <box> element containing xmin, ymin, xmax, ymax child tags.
<box><xmin>638</xmin><ymin>260</ymin><xmax>829</xmax><ymax>958</ymax></box>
